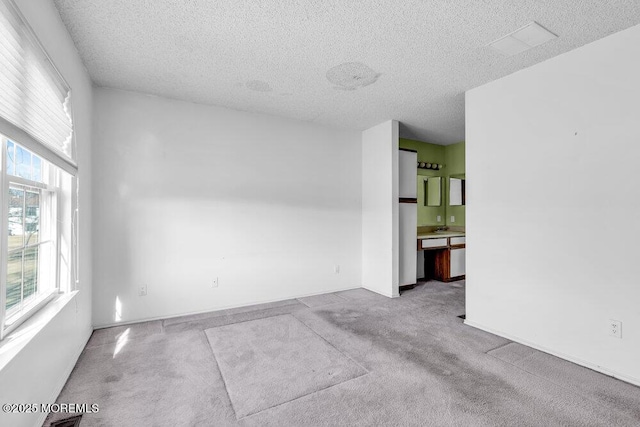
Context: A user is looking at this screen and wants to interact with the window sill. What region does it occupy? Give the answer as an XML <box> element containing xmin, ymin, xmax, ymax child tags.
<box><xmin>4</xmin><ymin>290</ymin><xmax>58</xmax><ymax>336</ymax></box>
<box><xmin>0</xmin><ymin>290</ymin><xmax>79</xmax><ymax>372</ymax></box>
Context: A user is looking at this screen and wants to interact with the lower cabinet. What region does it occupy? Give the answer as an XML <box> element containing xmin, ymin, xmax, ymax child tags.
<box><xmin>399</xmin><ymin>202</ymin><xmax>417</xmax><ymax>287</ymax></box>
<box><xmin>449</xmin><ymin>247</ymin><xmax>466</xmax><ymax>279</ymax></box>
<box><xmin>418</xmin><ymin>236</ymin><xmax>466</xmax><ymax>282</ymax></box>
<box><xmin>430</xmin><ymin>247</ymin><xmax>465</xmax><ymax>282</ymax></box>
<box><xmin>416</xmin><ymin>251</ymin><xmax>424</xmax><ymax>280</ymax></box>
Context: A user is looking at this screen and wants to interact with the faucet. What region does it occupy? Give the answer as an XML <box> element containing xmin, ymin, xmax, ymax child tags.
<box><xmin>435</xmin><ymin>226</ymin><xmax>449</xmax><ymax>232</ymax></box>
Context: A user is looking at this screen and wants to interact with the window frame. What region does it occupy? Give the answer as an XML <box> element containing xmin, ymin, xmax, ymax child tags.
<box><xmin>0</xmin><ymin>138</ymin><xmax>62</xmax><ymax>338</ymax></box>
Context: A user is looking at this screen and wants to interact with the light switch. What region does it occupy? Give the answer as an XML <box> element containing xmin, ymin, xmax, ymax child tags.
<box><xmin>436</xmin><ymin>215</ymin><xmax>441</xmax><ymax>222</ymax></box>
<box><xmin>450</xmin><ymin>215</ymin><xmax>455</xmax><ymax>223</ymax></box>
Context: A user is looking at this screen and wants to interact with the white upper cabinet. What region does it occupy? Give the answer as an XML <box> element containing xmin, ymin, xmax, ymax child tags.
<box><xmin>399</xmin><ymin>202</ymin><xmax>417</xmax><ymax>286</ymax></box>
<box><xmin>399</xmin><ymin>150</ymin><xmax>417</xmax><ymax>199</ymax></box>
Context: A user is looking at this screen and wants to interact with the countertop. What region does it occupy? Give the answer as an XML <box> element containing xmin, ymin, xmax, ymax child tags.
<box><xmin>417</xmin><ymin>231</ymin><xmax>465</xmax><ymax>239</ymax></box>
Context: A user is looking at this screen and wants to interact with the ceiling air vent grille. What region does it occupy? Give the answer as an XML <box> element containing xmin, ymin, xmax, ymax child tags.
<box><xmin>488</xmin><ymin>21</ymin><xmax>557</xmax><ymax>56</ymax></box>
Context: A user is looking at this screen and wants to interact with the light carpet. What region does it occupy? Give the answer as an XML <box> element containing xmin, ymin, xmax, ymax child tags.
<box><xmin>46</xmin><ymin>281</ymin><xmax>640</xmax><ymax>426</ymax></box>
<box><xmin>204</xmin><ymin>314</ymin><xmax>367</xmax><ymax>418</ymax></box>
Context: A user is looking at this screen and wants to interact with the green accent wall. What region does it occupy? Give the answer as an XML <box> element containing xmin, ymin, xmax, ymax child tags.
<box><xmin>400</xmin><ymin>138</ymin><xmax>445</xmax><ymax>226</ymax></box>
<box><xmin>444</xmin><ymin>141</ymin><xmax>465</xmax><ymax>226</ymax></box>
<box><xmin>399</xmin><ymin>138</ymin><xmax>465</xmax><ymax>227</ymax></box>
<box><xmin>445</xmin><ymin>141</ymin><xmax>465</xmax><ymax>175</ymax></box>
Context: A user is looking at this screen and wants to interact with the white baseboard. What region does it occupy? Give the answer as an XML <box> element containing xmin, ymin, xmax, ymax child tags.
<box><xmin>94</xmin><ymin>285</ymin><xmax>363</xmax><ymax>329</ymax></box>
<box><xmin>464</xmin><ymin>319</ymin><xmax>640</xmax><ymax>388</ymax></box>
<box><xmin>362</xmin><ymin>286</ymin><xmax>398</xmax><ymax>299</ymax></box>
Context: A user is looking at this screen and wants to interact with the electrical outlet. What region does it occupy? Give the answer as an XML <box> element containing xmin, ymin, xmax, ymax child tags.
<box><xmin>436</xmin><ymin>215</ymin><xmax>441</xmax><ymax>222</ymax></box>
<box><xmin>450</xmin><ymin>215</ymin><xmax>455</xmax><ymax>223</ymax></box>
<box><xmin>609</xmin><ymin>319</ymin><xmax>622</xmax><ymax>338</ymax></box>
<box><xmin>212</xmin><ymin>277</ymin><xmax>219</xmax><ymax>288</ymax></box>
<box><xmin>334</xmin><ymin>264</ymin><xmax>340</xmax><ymax>274</ymax></box>
<box><xmin>139</xmin><ymin>284</ymin><xmax>147</xmax><ymax>297</ymax></box>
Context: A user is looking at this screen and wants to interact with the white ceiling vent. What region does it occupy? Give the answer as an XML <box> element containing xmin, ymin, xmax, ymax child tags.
<box><xmin>488</xmin><ymin>22</ymin><xmax>557</xmax><ymax>56</ymax></box>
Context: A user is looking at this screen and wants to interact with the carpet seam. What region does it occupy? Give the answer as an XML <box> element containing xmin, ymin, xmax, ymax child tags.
<box><xmin>409</xmin><ymin>295</ymin><xmax>465</xmax><ymax>315</ymax></box>
<box><xmin>205</xmin><ymin>313</ymin><xmax>370</xmax><ymax>420</ymax></box>
<box><xmin>238</xmin><ymin>371</ymin><xmax>372</xmax><ymax>421</ymax></box>
<box><xmin>163</xmin><ymin>300</ymin><xmax>304</xmax><ymax>327</ymax></box>
<box><xmin>292</xmin><ymin>313</ymin><xmax>371</xmax><ymax>375</ymax></box>
<box><xmin>296</xmin><ymin>298</ymin><xmax>315</xmax><ymax>308</ymax></box>
<box><xmin>202</xmin><ymin>330</ymin><xmax>242</xmax><ymax>420</ymax></box>
<box><xmin>332</xmin><ymin>292</ymin><xmax>349</xmax><ymax>301</ymax></box>
<box><xmin>163</xmin><ymin>305</ymin><xmax>305</xmax><ymax>334</ymax></box>
<box><xmin>487</xmin><ymin>352</ymin><xmax>640</xmax><ymax>425</ymax></box>
<box><xmin>197</xmin><ymin>312</ymin><xmax>301</xmax><ymax>332</ymax></box>
<box><xmin>485</xmin><ymin>341</ymin><xmax>515</xmax><ymax>354</ymax></box>
<box><xmin>84</xmin><ymin>328</ymin><xmax>165</xmax><ymax>350</ymax></box>
<box><xmin>297</xmin><ymin>294</ymin><xmax>347</xmax><ymax>309</ymax></box>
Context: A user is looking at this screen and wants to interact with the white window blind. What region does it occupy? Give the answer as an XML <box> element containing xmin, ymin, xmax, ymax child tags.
<box><xmin>0</xmin><ymin>0</ymin><xmax>74</xmax><ymax>168</ymax></box>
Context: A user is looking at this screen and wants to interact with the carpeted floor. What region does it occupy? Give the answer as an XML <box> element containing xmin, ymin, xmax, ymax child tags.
<box><xmin>47</xmin><ymin>280</ymin><xmax>640</xmax><ymax>426</ymax></box>
<box><xmin>205</xmin><ymin>314</ymin><xmax>368</xmax><ymax>418</ymax></box>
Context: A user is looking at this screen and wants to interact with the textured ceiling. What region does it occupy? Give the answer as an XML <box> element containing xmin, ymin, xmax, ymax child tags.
<box><xmin>53</xmin><ymin>0</ymin><xmax>640</xmax><ymax>144</ymax></box>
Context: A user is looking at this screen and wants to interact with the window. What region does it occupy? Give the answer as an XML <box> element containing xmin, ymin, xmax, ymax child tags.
<box><xmin>0</xmin><ymin>0</ymin><xmax>77</xmax><ymax>339</ymax></box>
<box><xmin>2</xmin><ymin>139</ymin><xmax>65</xmax><ymax>335</ymax></box>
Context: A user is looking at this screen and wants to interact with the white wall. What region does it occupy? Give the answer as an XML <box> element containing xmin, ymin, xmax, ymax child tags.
<box><xmin>466</xmin><ymin>24</ymin><xmax>640</xmax><ymax>385</ymax></box>
<box><xmin>0</xmin><ymin>1</ymin><xmax>93</xmax><ymax>426</ymax></box>
<box><xmin>361</xmin><ymin>120</ymin><xmax>399</xmax><ymax>297</ymax></box>
<box><xmin>92</xmin><ymin>88</ymin><xmax>362</xmax><ymax>326</ymax></box>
